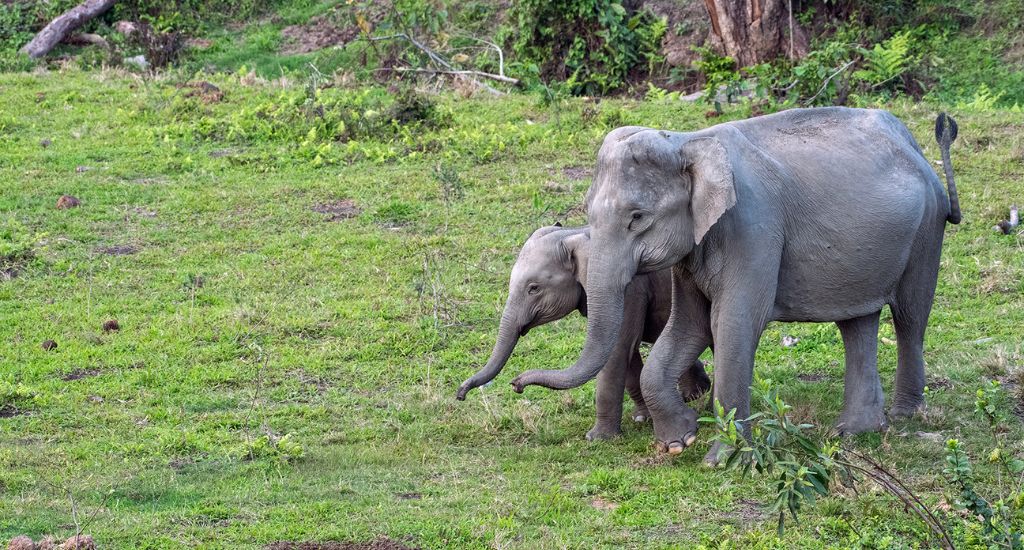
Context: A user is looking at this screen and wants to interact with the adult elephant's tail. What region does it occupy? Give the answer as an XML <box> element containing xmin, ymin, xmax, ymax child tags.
<box><xmin>935</xmin><ymin>113</ymin><xmax>962</xmax><ymax>224</ymax></box>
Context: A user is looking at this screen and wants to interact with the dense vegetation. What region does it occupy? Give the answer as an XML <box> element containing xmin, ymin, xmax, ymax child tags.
<box><xmin>1</xmin><ymin>0</ymin><xmax>1023</xmax><ymax>548</ymax></box>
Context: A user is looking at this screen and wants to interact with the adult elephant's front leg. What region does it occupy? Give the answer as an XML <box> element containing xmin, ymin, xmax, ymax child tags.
<box><xmin>588</xmin><ymin>292</ymin><xmax>646</xmax><ymax>440</ymax></box>
<box><xmin>587</xmin><ymin>345</ymin><xmax>631</xmax><ymax>440</ymax></box>
<box><xmin>640</xmin><ymin>268</ymin><xmax>712</xmax><ymax>454</ymax></box>
<box><xmin>704</xmin><ymin>274</ymin><xmax>778</xmax><ymax>465</ymax></box>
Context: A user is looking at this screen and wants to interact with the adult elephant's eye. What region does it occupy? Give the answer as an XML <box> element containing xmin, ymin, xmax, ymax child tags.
<box><xmin>629</xmin><ymin>212</ymin><xmax>643</xmax><ymax>230</ymax></box>
<box><xmin>528</xmin><ymin>283</ymin><xmax>540</xmax><ymax>295</ymax></box>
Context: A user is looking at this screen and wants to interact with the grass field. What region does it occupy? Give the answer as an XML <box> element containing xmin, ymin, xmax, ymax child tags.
<box><xmin>1</xmin><ymin>67</ymin><xmax>1023</xmax><ymax>548</ymax></box>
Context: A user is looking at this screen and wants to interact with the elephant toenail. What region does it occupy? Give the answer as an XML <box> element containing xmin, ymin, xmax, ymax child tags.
<box><xmin>668</xmin><ymin>442</ymin><xmax>684</xmax><ymax>455</ymax></box>
<box><xmin>684</xmin><ymin>433</ymin><xmax>697</xmax><ymax>447</ymax></box>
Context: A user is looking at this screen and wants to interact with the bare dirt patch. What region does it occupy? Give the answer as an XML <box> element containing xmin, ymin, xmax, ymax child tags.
<box><xmin>0</xmin><ymin>404</ymin><xmax>25</xmax><ymax>418</ymax></box>
<box><xmin>590</xmin><ymin>496</ymin><xmax>620</xmax><ymax>511</ymax></box>
<box><xmin>180</xmin><ymin>81</ymin><xmax>224</xmax><ymax>103</ymax></box>
<box><xmin>729</xmin><ymin>498</ymin><xmax>767</xmax><ymax>524</ymax></box>
<box><xmin>312</xmin><ymin>199</ymin><xmax>362</xmax><ymax>221</ymax></box>
<box><xmin>62</xmin><ymin>368</ymin><xmax>101</xmax><ymax>381</ymax></box>
<box><xmin>280</xmin><ymin>14</ymin><xmax>360</xmax><ymax>55</ymax></box>
<box><xmin>97</xmin><ymin>244</ymin><xmax>140</xmax><ymax>256</ymax></box>
<box><xmin>561</xmin><ymin>166</ymin><xmax>592</xmax><ymax>180</ymax></box>
<box><xmin>264</xmin><ymin>537</ymin><xmax>420</xmax><ymax>550</ymax></box>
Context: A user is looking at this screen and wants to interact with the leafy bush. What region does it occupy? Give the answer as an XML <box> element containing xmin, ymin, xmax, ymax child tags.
<box><xmin>703</xmin><ymin>378</ymin><xmax>951</xmax><ymax>545</ymax></box>
<box><xmin>701</xmin><ymin>378</ymin><xmax>843</xmax><ymax>535</ymax></box>
<box><xmin>706</xmin><ymin>377</ymin><xmax>1024</xmax><ymax>547</ymax></box>
<box><xmin>943</xmin><ymin>381</ymin><xmax>1024</xmax><ymax>548</ymax></box>
<box><xmin>508</xmin><ymin>0</ymin><xmax>667</xmax><ymax>95</ymax></box>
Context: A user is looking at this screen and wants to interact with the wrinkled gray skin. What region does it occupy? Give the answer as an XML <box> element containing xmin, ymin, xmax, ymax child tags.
<box><xmin>455</xmin><ymin>225</ymin><xmax>710</xmax><ymax>440</ymax></box>
<box><xmin>511</xmin><ymin>107</ymin><xmax>961</xmax><ymax>463</ymax></box>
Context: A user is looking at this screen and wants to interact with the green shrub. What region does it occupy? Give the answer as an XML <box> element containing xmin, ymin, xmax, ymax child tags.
<box><xmin>508</xmin><ymin>0</ymin><xmax>667</xmax><ymax>95</ymax></box>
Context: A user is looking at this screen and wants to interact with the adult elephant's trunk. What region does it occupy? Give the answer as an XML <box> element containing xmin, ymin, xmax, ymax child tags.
<box><xmin>456</xmin><ymin>309</ymin><xmax>521</xmax><ymax>400</ymax></box>
<box><xmin>510</xmin><ymin>261</ymin><xmax>628</xmax><ymax>392</ymax></box>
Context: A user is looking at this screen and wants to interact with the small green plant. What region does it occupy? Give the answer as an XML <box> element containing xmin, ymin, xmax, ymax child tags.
<box><xmin>703</xmin><ymin>378</ymin><xmax>952</xmax><ymax>546</ymax></box>
<box><xmin>957</xmin><ymin>84</ymin><xmax>1006</xmax><ymax>111</ymax></box>
<box><xmin>942</xmin><ymin>381</ymin><xmax>1024</xmax><ymax>548</ymax></box>
<box><xmin>433</xmin><ymin>161</ymin><xmax>462</xmax><ymax>204</ymax></box>
<box><xmin>242</xmin><ymin>433</ymin><xmax>304</xmax><ymax>463</ymax></box>
<box><xmin>692</xmin><ymin>46</ymin><xmax>742</xmax><ymax>104</ymax></box>
<box><xmin>0</xmin><ymin>382</ymin><xmax>37</xmax><ymax>414</ymax></box>
<box><xmin>0</xmin><ymin>218</ymin><xmax>39</xmax><ymax>278</ymax></box>
<box><xmin>644</xmin><ymin>82</ymin><xmax>680</xmax><ymax>102</ymax></box>
<box><xmin>374</xmin><ymin>200</ymin><xmax>419</xmax><ymax>226</ymax></box>
<box><xmin>853</xmin><ymin>30</ymin><xmax>916</xmax><ymax>90</ymax></box>
<box><xmin>702</xmin><ymin>378</ymin><xmax>842</xmax><ymax>535</ymax></box>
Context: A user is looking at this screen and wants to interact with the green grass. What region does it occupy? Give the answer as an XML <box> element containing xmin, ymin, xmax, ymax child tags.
<box><xmin>1</xmin><ymin>67</ymin><xmax>1023</xmax><ymax>548</ymax></box>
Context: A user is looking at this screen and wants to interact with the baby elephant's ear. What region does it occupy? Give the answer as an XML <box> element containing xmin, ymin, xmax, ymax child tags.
<box><xmin>558</xmin><ymin>231</ymin><xmax>589</xmax><ymax>276</ymax></box>
<box><xmin>681</xmin><ymin>137</ymin><xmax>735</xmax><ymax>245</ymax></box>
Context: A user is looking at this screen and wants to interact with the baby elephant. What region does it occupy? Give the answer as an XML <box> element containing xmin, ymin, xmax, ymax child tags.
<box><xmin>456</xmin><ymin>224</ymin><xmax>710</xmax><ymax>440</ymax></box>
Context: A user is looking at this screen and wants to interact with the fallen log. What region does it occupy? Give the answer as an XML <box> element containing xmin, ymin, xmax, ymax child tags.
<box><xmin>19</xmin><ymin>0</ymin><xmax>118</xmax><ymax>59</ymax></box>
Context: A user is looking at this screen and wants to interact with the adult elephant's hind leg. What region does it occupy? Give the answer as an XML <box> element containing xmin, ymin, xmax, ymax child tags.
<box><xmin>836</xmin><ymin>312</ymin><xmax>887</xmax><ymax>434</ymax></box>
<box><xmin>889</xmin><ymin>247</ymin><xmax>941</xmax><ymax>418</ymax></box>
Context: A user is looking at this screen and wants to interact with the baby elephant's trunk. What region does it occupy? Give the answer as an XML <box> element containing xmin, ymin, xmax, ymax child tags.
<box><xmin>456</xmin><ymin>310</ymin><xmax>520</xmax><ymax>400</ymax></box>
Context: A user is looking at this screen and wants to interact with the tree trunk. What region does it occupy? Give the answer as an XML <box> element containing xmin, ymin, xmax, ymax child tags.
<box><xmin>19</xmin><ymin>0</ymin><xmax>118</xmax><ymax>59</ymax></box>
<box><xmin>702</xmin><ymin>0</ymin><xmax>807</xmax><ymax>66</ymax></box>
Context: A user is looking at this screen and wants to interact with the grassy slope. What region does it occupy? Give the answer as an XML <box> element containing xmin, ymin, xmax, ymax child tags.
<box><xmin>0</xmin><ymin>68</ymin><xmax>1023</xmax><ymax>549</ymax></box>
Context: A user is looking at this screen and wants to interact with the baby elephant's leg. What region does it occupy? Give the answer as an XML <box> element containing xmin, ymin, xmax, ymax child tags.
<box><xmin>677</xmin><ymin>358</ymin><xmax>711</xmax><ymax>402</ymax></box>
<box><xmin>625</xmin><ymin>350</ymin><xmax>650</xmax><ymax>422</ymax></box>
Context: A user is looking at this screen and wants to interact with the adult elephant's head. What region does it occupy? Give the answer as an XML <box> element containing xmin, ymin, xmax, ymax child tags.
<box><xmin>511</xmin><ymin>127</ymin><xmax>734</xmax><ymax>392</ymax></box>
<box><xmin>456</xmin><ymin>225</ymin><xmax>589</xmax><ymax>400</ymax></box>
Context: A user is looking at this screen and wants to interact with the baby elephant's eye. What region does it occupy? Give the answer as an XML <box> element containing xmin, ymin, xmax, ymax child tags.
<box><xmin>632</xmin><ymin>213</ymin><xmax>643</xmax><ymax>220</ymax></box>
<box><xmin>528</xmin><ymin>283</ymin><xmax>540</xmax><ymax>295</ymax></box>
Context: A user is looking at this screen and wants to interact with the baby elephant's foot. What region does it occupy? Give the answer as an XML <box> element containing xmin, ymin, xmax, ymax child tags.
<box><xmin>837</xmin><ymin>408</ymin><xmax>888</xmax><ymax>436</ymax></box>
<box><xmin>704</xmin><ymin>441</ymin><xmax>731</xmax><ymax>467</ymax></box>
<box><xmin>632</xmin><ymin>404</ymin><xmax>650</xmax><ymax>423</ymax></box>
<box><xmin>652</xmin><ymin>408</ymin><xmax>699</xmax><ymax>455</ymax></box>
<box><xmin>586</xmin><ymin>423</ymin><xmax>622</xmax><ymax>441</ymax></box>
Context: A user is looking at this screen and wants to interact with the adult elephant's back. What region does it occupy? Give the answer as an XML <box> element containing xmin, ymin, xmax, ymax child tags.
<box><xmin>698</xmin><ymin>108</ymin><xmax>949</xmax><ymax>323</ymax></box>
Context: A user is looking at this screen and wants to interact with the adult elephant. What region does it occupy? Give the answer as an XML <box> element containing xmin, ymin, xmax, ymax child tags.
<box><xmin>511</xmin><ymin>108</ymin><xmax>961</xmax><ymax>462</ymax></box>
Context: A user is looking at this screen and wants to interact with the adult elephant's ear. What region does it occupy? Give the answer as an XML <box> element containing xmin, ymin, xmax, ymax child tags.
<box><xmin>682</xmin><ymin>137</ymin><xmax>735</xmax><ymax>245</ymax></box>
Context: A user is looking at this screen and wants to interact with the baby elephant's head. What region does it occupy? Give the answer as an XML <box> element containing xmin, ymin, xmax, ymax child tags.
<box><xmin>455</xmin><ymin>224</ymin><xmax>590</xmax><ymax>400</ymax></box>
<box><xmin>508</xmin><ymin>225</ymin><xmax>590</xmax><ymax>335</ymax></box>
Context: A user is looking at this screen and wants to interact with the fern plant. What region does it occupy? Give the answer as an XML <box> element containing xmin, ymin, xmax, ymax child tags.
<box><xmin>853</xmin><ymin>30</ymin><xmax>916</xmax><ymax>89</ymax></box>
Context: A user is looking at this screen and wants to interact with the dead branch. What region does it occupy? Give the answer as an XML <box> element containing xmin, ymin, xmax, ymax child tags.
<box><xmin>375</xmin><ymin>67</ymin><xmax>520</xmax><ymax>86</ymax></box>
<box><xmin>19</xmin><ymin>0</ymin><xmax>119</xmax><ymax>59</ymax></box>
<box><xmin>367</xmin><ymin>33</ymin><xmax>505</xmax><ymax>95</ymax></box>
<box><xmin>453</xmin><ymin>34</ymin><xmax>506</xmax><ymax>78</ymax></box>
<box><xmin>64</xmin><ymin>32</ymin><xmax>110</xmax><ymax>50</ymax></box>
